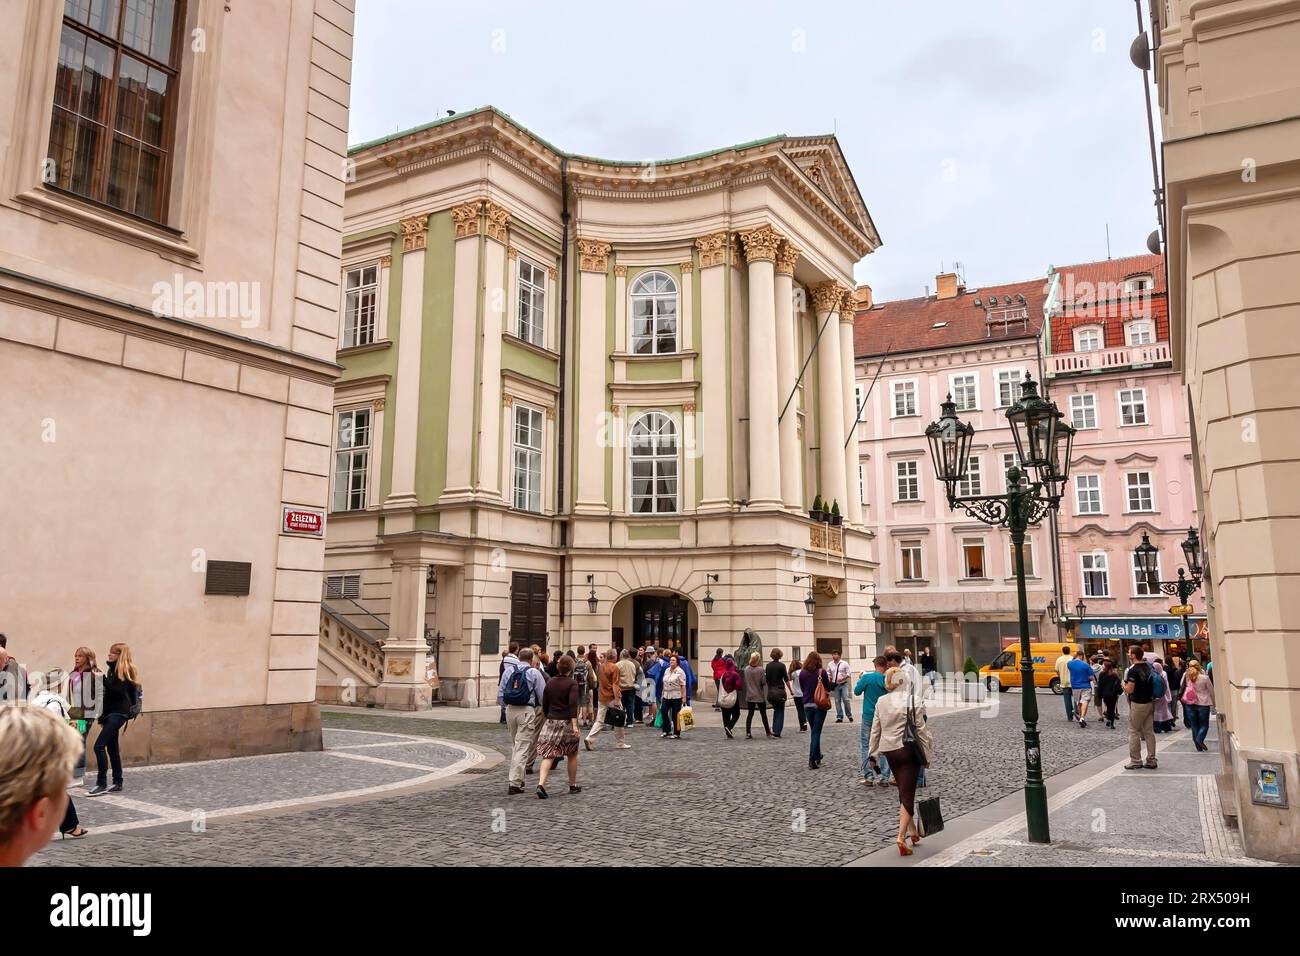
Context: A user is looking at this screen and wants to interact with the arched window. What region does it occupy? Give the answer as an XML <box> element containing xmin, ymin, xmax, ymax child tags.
<box><xmin>1125</xmin><ymin>320</ymin><xmax>1154</xmax><ymax>346</ymax></box>
<box><xmin>630</xmin><ymin>271</ymin><xmax>678</xmax><ymax>355</ymax></box>
<box><xmin>629</xmin><ymin>411</ymin><xmax>678</xmax><ymax>513</ymax></box>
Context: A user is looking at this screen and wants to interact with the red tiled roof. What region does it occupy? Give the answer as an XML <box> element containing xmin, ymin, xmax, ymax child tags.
<box><xmin>1049</xmin><ymin>253</ymin><xmax>1169</xmax><ymax>353</ymax></box>
<box><xmin>1052</xmin><ymin>253</ymin><xmax>1166</xmax><ymax>305</ymax></box>
<box><xmin>854</xmin><ymin>276</ymin><xmax>1049</xmax><ymax>358</ymax></box>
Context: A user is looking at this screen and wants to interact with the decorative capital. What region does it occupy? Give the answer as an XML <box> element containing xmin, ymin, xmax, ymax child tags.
<box><xmin>484</xmin><ymin>201</ymin><xmax>510</xmax><ymax>244</ymax></box>
<box><xmin>839</xmin><ymin>286</ymin><xmax>857</xmax><ymax>321</ymax></box>
<box><xmin>373</xmin><ymin>397</ymin><xmax>386</xmax><ymax>411</ymax></box>
<box><xmin>810</xmin><ymin>281</ymin><xmax>843</xmax><ymax>315</ymax></box>
<box><xmin>578</xmin><ymin>238</ymin><xmax>612</xmax><ymax>273</ymax></box>
<box><xmin>450</xmin><ymin>201</ymin><xmax>482</xmax><ymax>239</ymax></box>
<box><xmin>507</xmin><ymin>244</ymin><xmax>518</xmax><ymax>259</ymax></box>
<box><xmin>775</xmin><ymin>240</ymin><xmax>800</xmax><ymax>276</ymax></box>
<box><xmin>379</xmin><ymin>254</ymin><xmax>393</xmax><ymax>268</ymax></box>
<box><xmin>610</xmin><ymin>403</ymin><xmax>621</xmax><ymax>416</ymax></box>
<box><xmin>680</xmin><ymin>261</ymin><xmax>694</xmax><ymax>274</ymax></box>
<box><xmin>738</xmin><ymin>224</ymin><xmax>782</xmax><ymax>264</ymax></box>
<box><xmin>399</xmin><ymin>214</ymin><xmax>429</xmax><ymax>252</ymax></box>
<box><xmin>614</xmin><ymin>265</ymin><xmax>628</xmax><ymax>279</ymax></box>
<box><xmin>547</xmin><ymin>266</ymin><xmax>558</xmax><ymax>281</ymax></box>
<box><xmin>503</xmin><ymin>394</ymin><xmax>514</xmax><ymax>407</ymax></box>
<box><xmin>545</xmin><ymin>406</ymin><xmax>555</xmax><ymax>420</ymax></box>
<box><xmin>694</xmin><ymin>231</ymin><xmax>728</xmax><ymax>269</ymax></box>
<box><xmin>683</xmin><ymin>402</ymin><xmax>697</xmax><ymax>413</ymax></box>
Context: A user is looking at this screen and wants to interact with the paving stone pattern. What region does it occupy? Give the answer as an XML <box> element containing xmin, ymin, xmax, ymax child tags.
<box><xmin>33</xmin><ymin>699</ymin><xmax>1127</xmax><ymax>867</ymax></box>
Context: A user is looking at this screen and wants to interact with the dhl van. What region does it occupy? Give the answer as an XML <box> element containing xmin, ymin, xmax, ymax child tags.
<box><xmin>979</xmin><ymin>642</ymin><xmax>1079</xmax><ymax>693</ymax></box>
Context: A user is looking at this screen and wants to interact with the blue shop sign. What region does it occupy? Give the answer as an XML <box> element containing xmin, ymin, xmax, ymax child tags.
<box><xmin>1078</xmin><ymin>618</ymin><xmax>1185</xmax><ymax>641</ymax></box>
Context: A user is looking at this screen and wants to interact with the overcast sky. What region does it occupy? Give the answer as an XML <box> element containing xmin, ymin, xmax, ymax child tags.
<box><xmin>351</xmin><ymin>0</ymin><xmax>1159</xmax><ymax>302</ymax></box>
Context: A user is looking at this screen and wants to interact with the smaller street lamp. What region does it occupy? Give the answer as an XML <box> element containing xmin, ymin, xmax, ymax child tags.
<box><xmin>1133</xmin><ymin>530</ymin><xmax>1204</xmax><ymax>659</ymax></box>
<box><xmin>859</xmin><ymin>582</ymin><xmax>880</xmax><ymax>615</ymax></box>
<box><xmin>794</xmin><ymin>574</ymin><xmax>815</xmax><ymax>615</ymax></box>
<box><xmin>586</xmin><ymin>574</ymin><xmax>598</xmax><ymax>614</ymax></box>
<box><xmin>702</xmin><ymin>573</ymin><xmax>719</xmax><ymax>614</ymax></box>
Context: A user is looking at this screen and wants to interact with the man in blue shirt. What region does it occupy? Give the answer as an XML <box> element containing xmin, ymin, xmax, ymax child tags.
<box><xmin>854</xmin><ymin>655</ymin><xmax>891</xmax><ymax>786</ymax></box>
<box><xmin>1067</xmin><ymin>650</ymin><xmax>1097</xmax><ymax>728</ymax></box>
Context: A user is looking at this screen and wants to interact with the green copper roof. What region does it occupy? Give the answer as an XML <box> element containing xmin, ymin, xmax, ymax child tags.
<box><xmin>348</xmin><ymin>105</ymin><xmax>816</xmax><ymax>165</ymax></box>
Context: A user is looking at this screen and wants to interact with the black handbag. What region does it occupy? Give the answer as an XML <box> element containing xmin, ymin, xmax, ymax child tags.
<box><xmin>903</xmin><ymin>693</ymin><xmax>919</xmax><ymax>746</ymax></box>
<box><xmin>917</xmin><ymin>796</ymin><xmax>944</xmax><ymax>836</ymax></box>
<box><xmin>606</xmin><ymin>705</ymin><xmax>626</xmax><ymax>728</ymax></box>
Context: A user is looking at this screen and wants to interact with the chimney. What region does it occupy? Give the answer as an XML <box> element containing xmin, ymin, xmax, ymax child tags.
<box><xmin>935</xmin><ymin>272</ymin><xmax>960</xmax><ymax>300</ymax></box>
<box><xmin>854</xmin><ymin>284</ymin><xmax>873</xmax><ymax>310</ymax></box>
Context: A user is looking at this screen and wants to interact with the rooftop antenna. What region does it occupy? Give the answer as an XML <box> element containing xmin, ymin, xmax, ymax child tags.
<box><xmin>1105</xmin><ymin>223</ymin><xmax>1112</xmax><ymax>260</ymax></box>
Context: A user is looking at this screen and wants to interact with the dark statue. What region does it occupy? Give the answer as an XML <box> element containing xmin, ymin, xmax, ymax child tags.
<box><xmin>734</xmin><ymin>628</ymin><xmax>762</xmax><ymax>668</ymax></box>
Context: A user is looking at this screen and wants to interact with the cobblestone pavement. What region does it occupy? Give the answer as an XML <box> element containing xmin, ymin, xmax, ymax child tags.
<box><xmin>34</xmin><ymin>694</ymin><xmax>1131</xmax><ymax>867</ymax></box>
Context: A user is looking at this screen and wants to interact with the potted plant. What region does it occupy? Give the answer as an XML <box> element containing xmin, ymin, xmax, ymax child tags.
<box><xmin>830</xmin><ymin>500</ymin><xmax>842</xmax><ymax>526</ymax></box>
<box><xmin>810</xmin><ymin>494</ymin><xmax>825</xmax><ymax>523</ymax></box>
<box><xmin>962</xmin><ymin>656</ymin><xmax>982</xmax><ymax>702</ymax></box>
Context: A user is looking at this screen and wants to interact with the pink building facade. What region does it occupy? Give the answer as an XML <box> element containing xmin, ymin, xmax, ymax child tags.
<box><xmin>1044</xmin><ymin>254</ymin><xmax>1205</xmax><ymax>661</ymax></box>
<box><xmin>854</xmin><ymin>272</ymin><xmax>1055</xmax><ymax>673</ymax></box>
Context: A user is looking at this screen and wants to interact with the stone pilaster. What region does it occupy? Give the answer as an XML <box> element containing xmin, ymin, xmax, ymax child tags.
<box><xmin>575</xmin><ymin>239</ymin><xmax>612</xmax><ymax>514</ymax></box>
<box><xmin>739</xmin><ymin>225</ymin><xmax>783</xmax><ymax>508</ymax></box>
<box><xmin>696</xmin><ymin>232</ymin><xmax>730</xmax><ymax>511</ymax></box>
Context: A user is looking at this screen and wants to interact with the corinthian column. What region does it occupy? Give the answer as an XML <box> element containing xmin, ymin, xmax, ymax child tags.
<box><xmin>840</xmin><ymin>288</ymin><xmax>864</xmax><ymax>527</ymax></box>
<box><xmin>774</xmin><ymin>240</ymin><xmax>803</xmax><ymax>510</ymax></box>
<box><xmin>811</xmin><ymin>282</ymin><xmax>848</xmax><ymax>515</ymax></box>
<box><xmin>696</xmin><ymin>232</ymin><xmax>730</xmax><ymax>512</ymax></box>
<box><xmin>739</xmin><ymin>225</ymin><xmax>783</xmax><ymax>508</ymax></box>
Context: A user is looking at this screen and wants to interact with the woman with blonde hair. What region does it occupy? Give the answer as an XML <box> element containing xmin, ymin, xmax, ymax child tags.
<box><xmin>67</xmin><ymin>646</ymin><xmax>101</xmax><ymax>781</ymax></box>
<box><xmin>1179</xmin><ymin>659</ymin><xmax>1216</xmax><ymax>752</ymax></box>
<box><xmin>742</xmin><ymin>651</ymin><xmax>772</xmax><ymax>739</ymax></box>
<box><xmin>868</xmin><ymin>666</ymin><xmax>935</xmax><ymax>856</ymax></box>
<box><xmin>88</xmin><ymin>643</ymin><xmax>140</xmax><ymax>797</ymax></box>
<box><xmin>0</xmin><ymin>705</ymin><xmax>83</xmax><ymax>866</ymax></box>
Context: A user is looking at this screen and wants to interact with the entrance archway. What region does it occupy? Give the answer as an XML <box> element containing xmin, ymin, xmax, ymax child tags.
<box><xmin>610</xmin><ymin>589</ymin><xmax>699</xmax><ymax>664</ymax></box>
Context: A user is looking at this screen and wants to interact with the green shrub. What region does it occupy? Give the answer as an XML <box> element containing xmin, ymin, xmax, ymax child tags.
<box><xmin>963</xmin><ymin>656</ymin><xmax>979</xmax><ymax>677</ymax></box>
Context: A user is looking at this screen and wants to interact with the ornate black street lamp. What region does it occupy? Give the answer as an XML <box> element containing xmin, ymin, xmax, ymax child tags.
<box><xmin>793</xmin><ymin>574</ymin><xmax>815</xmax><ymax>615</ymax></box>
<box><xmin>859</xmin><ymin>582</ymin><xmax>880</xmax><ymax>615</ymax></box>
<box><xmin>702</xmin><ymin>573</ymin><xmax>719</xmax><ymax>614</ymax></box>
<box><xmin>586</xmin><ymin>574</ymin><xmax>598</xmax><ymax>614</ymax></box>
<box><xmin>1134</xmin><ymin>528</ymin><xmax>1204</xmax><ymax>659</ymax></box>
<box><xmin>925</xmin><ymin>375</ymin><xmax>1074</xmax><ymax>845</ymax></box>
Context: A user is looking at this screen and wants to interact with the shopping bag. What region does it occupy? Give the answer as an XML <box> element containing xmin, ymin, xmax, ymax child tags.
<box><xmin>916</xmin><ymin>796</ymin><xmax>944</xmax><ymax>836</ymax></box>
<box><xmin>679</xmin><ymin>705</ymin><xmax>695</xmax><ymax>730</ymax></box>
<box><xmin>654</xmin><ymin>709</ymin><xmax>664</xmax><ymax>729</ymax></box>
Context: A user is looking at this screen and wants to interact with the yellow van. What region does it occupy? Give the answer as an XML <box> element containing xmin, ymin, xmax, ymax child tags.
<box><xmin>979</xmin><ymin>642</ymin><xmax>1079</xmax><ymax>693</ymax></box>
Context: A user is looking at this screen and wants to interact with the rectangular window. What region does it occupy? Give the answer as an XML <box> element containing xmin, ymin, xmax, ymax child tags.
<box><xmin>1070</xmin><ymin>393</ymin><xmax>1097</xmax><ymax>429</ymax></box>
<box><xmin>1074</xmin><ymin>327</ymin><xmax>1102</xmax><ymax>352</ymax></box>
<box><xmin>891</xmin><ymin>380</ymin><xmax>917</xmax><ymax>417</ymax></box>
<box><xmin>333</xmin><ymin>407</ymin><xmax>371</xmax><ymax>512</ymax></box>
<box><xmin>996</xmin><ymin>369</ymin><xmax>1024</xmax><ymax>408</ymax></box>
<box><xmin>342</xmin><ymin>264</ymin><xmax>378</xmax><ymax>348</ymax></box>
<box><xmin>1126</xmin><ymin>322</ymin><xmax>1154</xmax><ymax>346</ymax></box>
<box><xmin>47</xmin><ymin>0</ymin><xmax>184</xmax><ymax>222</ymax></box>
<box><xmin>1003</xmin><ymin>451</ymin><xmax>1028</xmax><ymax>491</ymax></box>
<box><xmin>853</xmin><ymin>383</ymin><xmax>865</xmax><ymax>436</ymax></box>
<box><xmin>1132</xmin><ymin>551</ymin><xmax>1161</xmax><ymax>597</ymax></box>
<box><xmin>950</xmin><ymin>372</ymin><xmax>978</xmax><ymax>411</ymax></box>
<box><xmin>517</xmin><ymin>257</ymin><xmax>546</xmax><ymax>347</ymax></box>
<box><xmin>1008</xmin><ymin>538</ymin><xmax>1035</xmax><ymax>577</ymax></box>
<box><xmin>900</xmin><ymin>542</ymin><xmax>923</xmax><ymax>581</ymax></box>
<box><xmin>957</xmin><ymin>455</ymin><xmax>982</xmax><ymax>498</ymax></box>
<box><xmin>1075</xmin><ymin>474</ymin><xmax>1102</xmax><ymax>514</ymax></box>
<box><xmin>1082</xmin><ymin>552</ymin><xmax>1110</xmax><ymax>597</ymax></box>
<box><xmin>511</xmin><ymin>402</ymin><xmax>544</xmax><ymax>513</ymax></box>
<box><xmin>962</xmin><ymin>538</ymin><xmax>987</xmax><ymax>579</ymax></box>
<box><xmin>895</xmin><ymin>460</ymin><xmax>919</xmax><ymax>501</ymax></box>
<box><xmin>1119</xmin><ymin>388</ymin><xmax>1148</xmax><ymax>426</ymax></box>
<box><xmin>858</xmin><ymin>463</ymin><xmax>866</xmax><ymax>505</ymax></box>
<box><xmin>1126</xmin><ymin>471</ymin><xmax>1154</xmax><ymax>512</ymax></box>
<box><xmin>324</xmin><ymin>573</ymin><xmax>361</xmax><ymax>600</ymax></box>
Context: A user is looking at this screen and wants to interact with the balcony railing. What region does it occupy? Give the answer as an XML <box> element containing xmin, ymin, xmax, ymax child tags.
<box><xmin>1047</xmin><ymin>341</ymin><xmax>1171</xmax><ymax>376</ymax></box>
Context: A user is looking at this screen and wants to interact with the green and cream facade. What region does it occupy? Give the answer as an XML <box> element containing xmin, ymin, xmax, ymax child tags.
<box><xmin>321</xmin><ymin>108</ymin><xmax>881</xmax><ymax>708</ymax></box>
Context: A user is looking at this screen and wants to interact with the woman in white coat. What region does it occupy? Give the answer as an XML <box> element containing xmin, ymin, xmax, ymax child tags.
<box><xmin>868</xmin><ymin>667</ymin><xmax>935</xmax><ymax>856</ymax></box>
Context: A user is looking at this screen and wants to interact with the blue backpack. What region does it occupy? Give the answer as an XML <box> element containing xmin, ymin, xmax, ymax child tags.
<box><xmin>502</xmin><ymin>664</ymin><xmax>534</xmax><ymax>706</ymax></box>
<box><xmin>1151</xmin><ymin>667</ymin><xmax>1166</xmax><ymax>699</ymax></box>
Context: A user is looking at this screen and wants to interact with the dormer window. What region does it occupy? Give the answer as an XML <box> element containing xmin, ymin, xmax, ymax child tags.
<box><xmin>1073</xmin><ymin>325</ymin><xmax>1103</xmax><ymax>352</ymax></box>
<box><xmin>1122</xmin><ymin>274</ymin><xmax>1154</xmax><ymax>295</ymax></box>
<box><xmin>1125</xmin><ymin>320</ymin><xmax>1155</xmax><ymax>346</ymax></box>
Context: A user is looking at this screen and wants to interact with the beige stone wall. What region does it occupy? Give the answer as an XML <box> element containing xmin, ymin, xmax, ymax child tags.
<box><xmin>0</xmin><ymin>1</ymin><xmax>354</xmax><ymax>760</ymax></box>
<box><xmin>1159</xmin><ymin>0</ymin><xmax>1300</xmax><ymax>862</ymax></box>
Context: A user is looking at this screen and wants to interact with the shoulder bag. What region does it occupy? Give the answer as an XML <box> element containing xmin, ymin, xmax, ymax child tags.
<box><xmin>813</xmin><ymin>669</ymin><xmax>832</xmax><ymax>711</ymax></box>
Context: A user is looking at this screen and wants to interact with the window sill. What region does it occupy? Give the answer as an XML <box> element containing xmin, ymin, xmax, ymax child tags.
<box><xmin>893</xmin><ymin>499</ymin><xmax>923</xmax><ymax>505</ymax></box>
<box><xmin>958</xmin><ymin>577</ymin><xmax>995</xmax><ymax>585</ymax></box>
<box><xmin>1003</xmin><ymin>576</ymin><xmax>1042</xmax><ymax>584</ymax></box>
<box><xmin>338</xmin><ymin>339</ymin><xmax>393</xmax><ymax>357</ymax></box>
<box><xmin>503</xmin><ymin>332</ymin><xmax>559</xmax><ymax>360</ymax></box>
<box><xmin>1123</xmin><ymin>510</ymin><xmax>1158</xmax><ymax>516</ymax></box>
<box><xmin>1118</xmin><ymin>422</ymin><xmax>1150</xmax><ymax>428</ymax></box>
<box><xmin>17</xmin><ymin>186</ymin><xmax>197</xmax><ymax>262</ymax></box>
<box><xmin>890</xmin><ymin>413</ymin><xmax>921</xmax><ymax>420</ymax></box>
<box><xmin>895</xmin><ymin>579</ymin><xmax>929</xmax><ymax>586</ymax></box>
<box><xmin>612</xmin><ymin>350</ymin><xmax>698</xmax><ymax>362</ymax></box>
<box><xmin>328</xmin><ymin>507</ymin><xmax>377</xmax><ymax>517</ymax></box>
<box><xmin>1074</xmin><ymin>512</ymin><xmax>1107</xmax><ymax>518</ymax></box>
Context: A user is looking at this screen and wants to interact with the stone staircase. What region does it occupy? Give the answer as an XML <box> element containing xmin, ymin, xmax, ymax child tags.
<box><xmin>316</xmin><ymin>588</ymin><xmax>389</xmax><ymax>706</ymax></box>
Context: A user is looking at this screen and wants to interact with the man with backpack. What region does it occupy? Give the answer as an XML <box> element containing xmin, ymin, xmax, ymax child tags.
<box><xmin>1122</xmin><ymin>644</ymin><xmax>1159</xmax><ymax>769</ymax></box>
<box><xmin>498</xmin><ymin>647</ymin><xmax>546</xmax><ymax>795</ymax></box>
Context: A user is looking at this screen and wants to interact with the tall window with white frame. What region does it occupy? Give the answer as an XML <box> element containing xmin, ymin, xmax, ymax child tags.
<box><xmin>896</xmin><ymin>460</ymin><xmax>920</xmax><ymax>501</ymax></box>
<box><xmin>1118</xmin><ymin>388</ymin><xmax>1148</xmax><ymax>426</ymax></box>
<box><xmin>1075</xmin><ymin>474</ymin><xmax>1102</xmax><ymax>514</ymax></box>
<box><xmin>512</xmin><ymin>402</ymin><xmax>544</xmax><ymax>513</ymax></box>
<box><xmin>950</xmin><ymin>372</ymin><xmax>978</xmax><ymax>411</ymax></box>
<box><xmin>900</xmin><ymin>541</ymin><xmax>923</xmax><ymax>581</ymax></box>
<box><xmin>333</xmin><ymin>407</ymin><xmax>371</xmax><ymax>512</ymax></box>
<box><xmin>853</xmin><ymin>383</ymin><xmax>865</xmax><ymax>437</ymax></box>
<box><xmin>1070</xmin><ymin>393</ymin><xmax>1097</xmax><ymax>430</ymax></box>
<box><xmin>858</xmin><ymin>463</ymin><xmax>866</xmax><ymax>505</ymax></box>
<box><xmin>630</xmin><ymin>272</ymin><xmax>677</xmax><ymax>354</ymax></box>
<box><xmin>342</xmin><ymin>263</ymin><xmax>378</xmax><ymax>348</ymax></box>
<box><xmin>1126</xmin><ymin>471</ymin><xmax>1154</xmax><ymax>512</ymax></box>
<box><xmin>892</xmin><ymin>380</ymin><xmax>918</xmax><ymax>417</ymax></box>
<box><xmin>1132</xmin><ymin>549</ymin><xmax>1161</xmax><ymax>597</ymax></box>
<box><xmin>1082</xmin><ymin>552</ymin><xmax>1110</xmax><ymax>597</ymax></box>
<box><xmin>630</xmin><ymin>411</ymin><xmax>678</xmax><ymax>513</ymax></box>
<box><xmin>962</xmin><ymin>538</ymin><xmax>987</xmax><ymax>579</ymax></box>
<box><xmin>517</xmin><ymin>257</ymin><xmax>546</xmax><ymax>347</ymax></box>
<box><xmin>957</xmin><ymin>455</ymin><xmax>981</xmax><ymax>497</ymax></box>
<box><xmin>1008</xmin><ymin>537</ymin><xmax>1035</xmax><ymax>577</ymax></box>
<box><xmin>1003</xmin><ymin>451</ymin><xmax>1029</xmax><ymax>491</ymax></box>
<box><xmin>996</xmin><ymin>368</ymin><xmax>1024</xmax><ymax>408</ymax></box>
